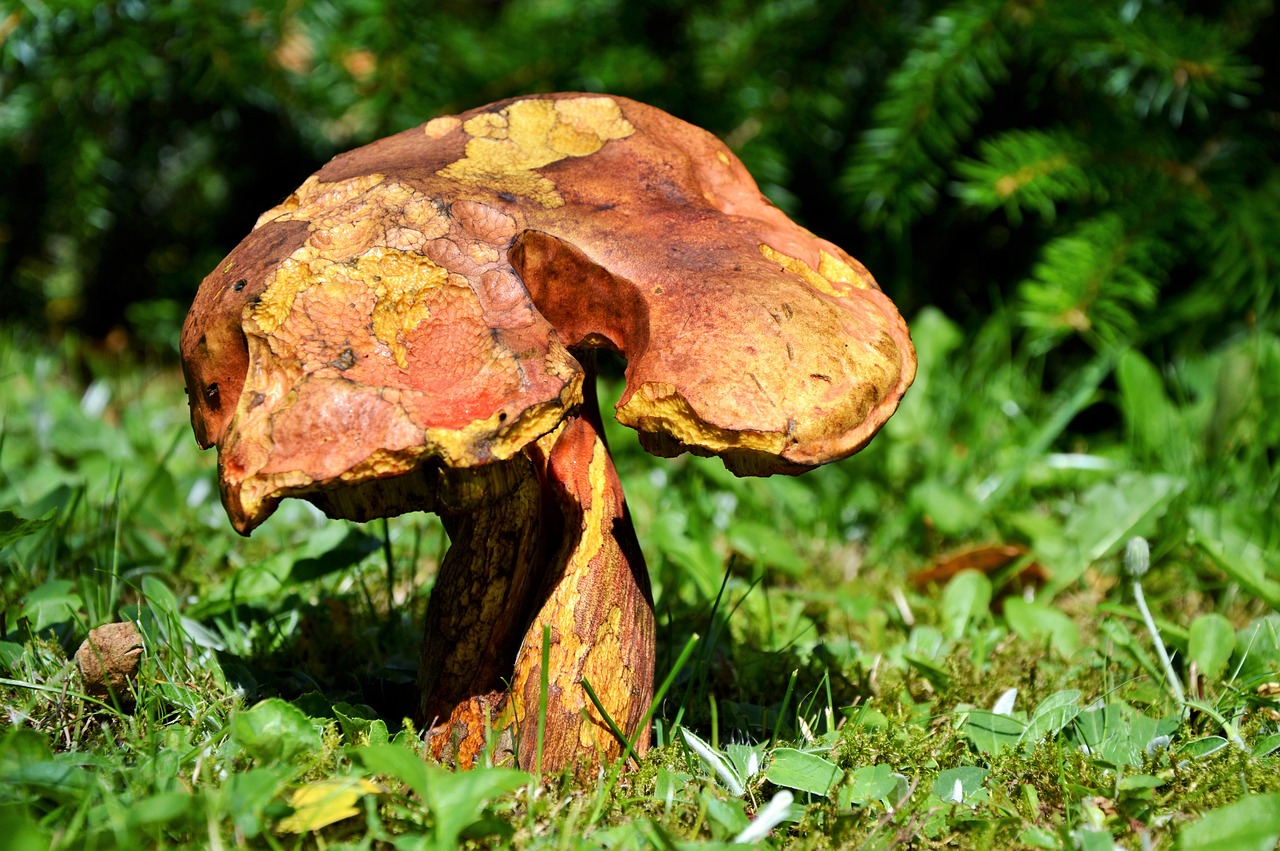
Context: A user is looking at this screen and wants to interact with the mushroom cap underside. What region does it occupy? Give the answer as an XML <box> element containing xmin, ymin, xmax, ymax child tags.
<box><xmin>181</xmin><ymin>93</ymin><xmax>916</xmax><ymax>533</ymax></box>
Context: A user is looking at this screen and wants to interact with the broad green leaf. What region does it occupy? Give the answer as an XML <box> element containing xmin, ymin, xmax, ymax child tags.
<box><xmin>725</xmin><ymin>743</ymin><xmax>766</xmax><ymax>784</ymax></box>
<box><xmin>19</xmin><ymin>580</ymin><xmax>84</xmax><ymax>632</ymax></box>
<box><xmin>288</xmin><ymin>528</ymin><xmax>381</xmax><ymax>583</ymax></box>
<box><xmin>278</xmin><ymin>777</ymin><xmax>380</xmax><ymax>833</ymax></box>
<box><xmin>845</xmin><ymin>705</ymin><xmax>890</xmax><ymax>730</ymax></box>
<box><xmin>352</xmin><ymin>743</ymin><xmax>432</xmax><ymax>800</ymax></box>
<box><xmin>963</xmin><ymin>710</ymin><xmax>1026</xmax><ymax>755</ymax></box>
<box><xmin>126</xmin><ymin>791</ymin><xmax>192</xmax><ymax>827</ymax></box>
<box><xmin>703</xmin><ymin>791</ymin><xmax>750</xmax><ymax>835</ymax></box>
<box><xmin>0</xmin><ymin>810</ymin><xmax>51</xmax><ymax>851</ymax></box>
<box><xmin>727</xmin><ymin>521</ymin><xmax>807</xmax><ymax>576</ymax></box>
<box><xmin>842</xmin><ymin>764</ymin><xmax>900</xmax><ymax>807</ymax></box>
<box><xmin>1074</xmin><ymin>702</ymin><xmax>1178</xmax><ymax>768</ymax></box>
<box><xmin>910</xmin><ymin>480</ymin><xmax>984</xmax><ymax>536</ymax></box>
<box><xmin>1178</xmin><ymin>793</ymin><xmax>1280</xmax><ymax>851</ymax></box>
<box><xmin>1116</xmin><ymin>348</ymin><xmax>1179</xmax><ymax>456</ymax></box>
<box><xmin>1019</xmin><ymin>826</ymin><xmax>1059</xmax><ymax>849</ymax></box>
<box><xmin>1021</xmin><ymin>690</ymin><xmax>1081</xmax><ymax>745</ymax></box>
<box><xmin>903</xmin><ymin>653</ymin><xmax>952</xmax><ymax>688</ymax></box>
<box><xmin>334</xmin><ymin>702</ymin><xmax>387</xmax><ymax>745</ymax></box>
<box><xmin>231</xmin><ymin>698</ymin><xmax>323</xmax><ymax>765</ymax></box>
<box><xmin>653</xmin><ymin>766</ymin><xmax>693</xmax><ymax>804</ymax></box>
<box><xmin>1004</xmin><ymin>597</ymin><xmax>1080</xmax><ymax>657</ymax></box>
<box><xmin>1118</xmin><ymin>774</ymin><xmax>1164</xmax><ymax>792</ymax></box>
<box><xmin>682</xmin><ymin>729</ymin><xmax>745</xmax><ymax>796</ymax></box>
<box><xmin>1075</xmin><ymin>828</ymin><xmax>1117</xmax><ymax>851</ymax></box>
<box><xmin>1189</xmin><ymin>509</ymin><xmax>1280</xmax><ymax>611</ymax></box>
<box><xmin>142</xmin><ymin>575</ymin><xmax>180</xmax><ymax>617</ymax></box>
<box><xmin>940</xmin><ymin>570</ymin><xmax>993</xmax><ymax>640</ymax></box>
<box><xmin>1047</xmin><ymin>473</ymin><xmax>1184</xmax><ymax>593</ymax></box>
<box><xmin>0</xmin><ymin>757</ymin><xmax>95</xmax><ymax>802</ymax></box>
<box><xmin>0</xmin><ymin>640</ymin><xmax>24</xmax><ymax>670</ymax></box>
<box><xmin>0</xmin><ymin>727</ymin><xmax>53</xmax><ymax>773</ymax></box>
<box><xmin>354</xmin><ymin>744</ymin><xmax>528</xmax><ymax>847</ymax></box>
<box><xmin>1180</xmin><ymin>736</ymin><xmax>1230</xmax><ymax>759</ymax></box>
<box><xmin>1234</xmin><ymin>616</ymin><xmax>1280</xmax><ymax>685</ymax></box>
<box><xmin>1188</xmin><ymin>613</ymin><xmax>1236</xmax><ymax>681</ymax></box>
<box><xmin>1252</xmin><ymin>734</ymin><xmax>1280</xmax><ymax>758</ymax></box>
<box><xmin>910</xmin><ymin>307</ymin><xmax>965</xmax><ymax>378</ymax></box>
<box><xmin>226</xmin><ymin>766</ymin><xmax>289</xmax><ymax>840</ymax></box>
<box><xmin>424</xmin><ymin>766</ymin><xmax>530</xmax><ymax>848</ymax></box>
<box><xmin>179</xmin><ymin>616</ymin><xmax>226</xmax><ymax>651</ymax></box>
<box><xmin>0</xmin><ymin>509</ymin><xmax>55</xmax><ymax>550</ymax></box>
<box><xmin>932</xmin><ymin>766</ymin><xmax>988</xmax><ymax>803</ymax></box>
<box><xmin>764</xmin><ymin>748</ymin><xmax>843</xmax><ymax>796</ymax></box>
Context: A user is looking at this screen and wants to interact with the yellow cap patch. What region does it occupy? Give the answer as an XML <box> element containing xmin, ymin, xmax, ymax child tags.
<box><xmin>438</xmin><ymin>97</ymin><xmax>636</xmax><ymax>207</ymax></box>
<box><xmin>759</xmin><ymin>244</ymin><xmax>869</xmax><ymax>297</ymax></box>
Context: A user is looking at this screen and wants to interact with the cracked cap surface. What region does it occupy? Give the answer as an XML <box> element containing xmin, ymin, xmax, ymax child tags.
<box><xmin>181</xmin><ymin>93</ymin><xmax>916</xmax><ymax>532</ymax></box>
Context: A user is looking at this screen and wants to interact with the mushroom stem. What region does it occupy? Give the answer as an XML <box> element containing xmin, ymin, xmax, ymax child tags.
<box><xmin>419</xmin><ymin>363</ymin><xmax>656</xmax><ymax>774</ymax></box>
<box><xmin>417</xmin><ymin>455</ymin><xmax>546</xmax><ymax>734</ymax></box>
<box><xmin>511</xmin><ymin>364</ymin><xmax>656</xmax><ymax>771</ymax></box>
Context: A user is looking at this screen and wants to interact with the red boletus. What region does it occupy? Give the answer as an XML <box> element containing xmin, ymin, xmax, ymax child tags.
<box><xmin>181</xmin><ymin>94</ymin><xmax>915</xmax><ymax>775</ymax></box>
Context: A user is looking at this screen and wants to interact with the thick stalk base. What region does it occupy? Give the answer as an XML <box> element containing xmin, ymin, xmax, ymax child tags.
<box><xmin>418</xmin><ymin>410</ymin><xmax>654</xmax><ymax>775</ymax></box>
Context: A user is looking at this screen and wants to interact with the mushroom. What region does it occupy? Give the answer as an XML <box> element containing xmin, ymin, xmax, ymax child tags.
<box><xmin>181</xmin><ymin>93</ymin><xmax>915</xmax><ymax>775</ymax></box>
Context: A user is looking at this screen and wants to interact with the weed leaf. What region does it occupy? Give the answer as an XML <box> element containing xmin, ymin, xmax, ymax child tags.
<box><xmin>230</xmin><ymin>698</ymin><xmax>323</xmax><ymax>765</ymax></box>
<box><xmin>127</xmin><ymin>791</ymin><xmax>192</xmax><ymax>828</ymax></box>
<box><xmin>681</xmin><ymin>729</ymin><xmax>745</xmax><ymax>796</ymax></box>
<box><xmin>1021</xmin><ymin>690</ymin><xmax>1081</xmax><ymax>746</ymax></box>
<box><xmin>354</xmin><ymin>744</ymin><xmax>527</xmax><ymax>847</ymax></box>
<box><xmin>1178</xmin><ymin>793</ymin><xmax>1280</xmax><ymax>850</ymax></box>
<box><xmin>727</xmin><ymin>521</ymin><xmax>807</xmax><ymax>576</ymax></box>
<box><xmin>1179</xmin><ymin>736</ymin><xmax>1230</xmax><ymax>759</ymax></box>
<box><xmin>0</xmin><ymin>510</ymin><xmax>55</xmax><ymax>550</ymax></box>
<box><xmin>964</xmin><ymin>710</ymin><xmax>1026</xmax><ymax>755</ymax></box>
<box><xmin>1048</xmin><ymin>473</ymin><xmax>1183</xmax><ymax>593</ymax></box>
<box><xmin>226</xmin><ymin>767</ymin><xmax>288</xmax><ymax>839</ymax></box>
<box><xmin>289</xmin><ymin>529</ymin><xmax>381</xmax><ymax>583</ymax></box>
<box><xmin>931</xmin><ymin>767</ymin><xmax>988</xmax><ymax>803</ymax></box>
<box><xmin>1251</xmin><ymin>734</ymin><xmax>1280</xmax><ymax>758</ymax></box>
<box><xmin>19</xmin><ymin>580</ymin><xmax>83</xmax><ymax>632</ymax></box>
<box><xmin>422</xmin><ymin>767</ymin><xmax>529</xmax><ymax>848</ymax></box>
<box><xmin>764</xmin><ymin>748</ymin><xmax>843</xmax><ymax>796</ymax></box>
<box><xmin>1188</xmin><ymin>614</ymin><xmax>1236</xmax><ymax>681</ymax></box>
<box><xmin>841</xmin><ymin>764</ymin><xmax>899</xmax><ymax>807</ymax></box>
<box><xmin>278</xmin><ymin>777</ymin><xmax>379</xmax><ymax>833</ymax></box>
<box><xmin>0</xmin><ymin>809</ymin><xmax>50</xmax><ymax>851</ymax></box>
<box><xmin>141</xmin><ymin>575</ymin><xmax>180</xmax><ymax>617</ymax></box>
<box><xmin>940</xmin><ymin>570</ymin><xmax>993</xmax><ymax>640</ymax></box>
<box><xmin>351</xmin><ymin>743</ymin><xmax>432</xmax><ymax>800</ymax></box>
<box><xmin>1189</xmin><ymin>509</ymin><xmax>1280</xmax><ymax>611</ymax></box>
<box><xmin>1004</xmin><ymin>597</ymin><xmax>1080</xmax><ymax>657</ymax></box>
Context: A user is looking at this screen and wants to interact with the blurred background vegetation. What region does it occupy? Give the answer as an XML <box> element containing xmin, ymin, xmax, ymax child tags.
<box><xmin>2</xmin><ymin>0</ymin><xmax>1278</xmax><ymax>566</ymax></box>
<box><xmin>3</xmin><ymin>5</ymin><xmax>1280</xmax><ymax>842</ymax></box>
<box><xmin>3</xmin><ymin>0</ymin><xmax>1275</xmax><ymax>358</ymax></box>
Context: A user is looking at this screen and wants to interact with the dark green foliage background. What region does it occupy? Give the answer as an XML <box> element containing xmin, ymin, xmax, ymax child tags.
<box><xmin>5</xmin><ymin>4</ymin><xmax>1280</xmax><ymax>845</ymax></box>
<box><xmin>4</xmin><ymin>0</ymin><xmax>1276</xmax><ymax>363</ymax></box>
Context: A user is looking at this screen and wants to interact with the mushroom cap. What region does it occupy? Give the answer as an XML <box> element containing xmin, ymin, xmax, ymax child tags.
<box><xmin>181</xmin><ymin>94</ymin><xmax>915</xmax><ymax>533</ymax></box>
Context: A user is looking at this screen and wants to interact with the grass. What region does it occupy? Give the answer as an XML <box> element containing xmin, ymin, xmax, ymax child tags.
<box><xmin>1</xmin><ymin>308</ymin><xmax>1279</xmax><ymax>849</ymax></box>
